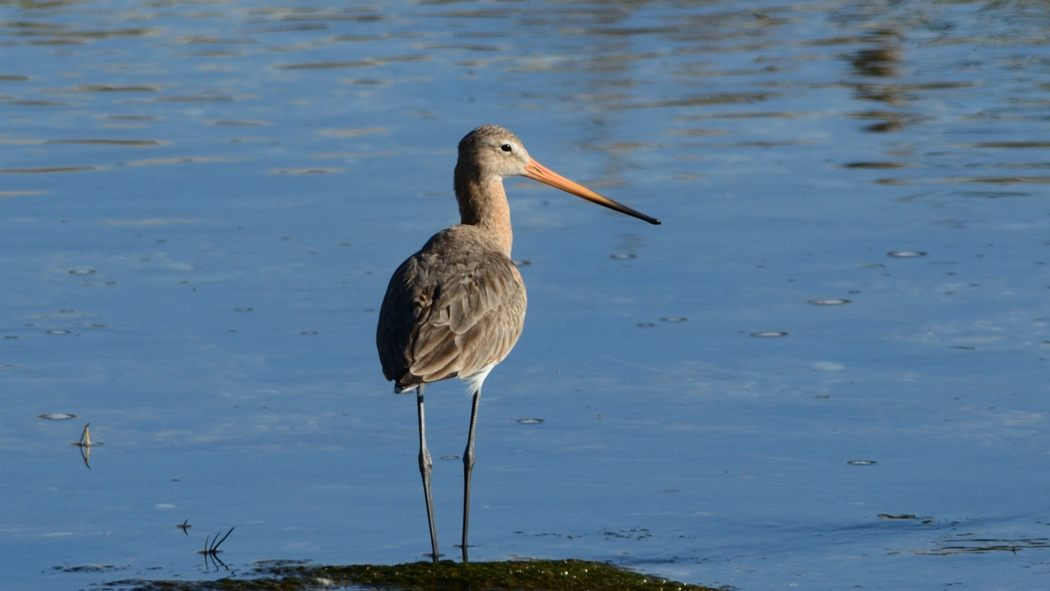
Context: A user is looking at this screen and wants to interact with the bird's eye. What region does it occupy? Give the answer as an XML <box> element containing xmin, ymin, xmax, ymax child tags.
<box><xmin>500</xmin><ymin>144</ymin><xmax>513</xmax><ymax>153</ymax></box>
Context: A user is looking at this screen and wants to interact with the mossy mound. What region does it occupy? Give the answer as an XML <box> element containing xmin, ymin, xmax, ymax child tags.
<box><xmin>108</xmin><ymin>559</ymin><xmax>718</xmax><ymax>591</ymax></box>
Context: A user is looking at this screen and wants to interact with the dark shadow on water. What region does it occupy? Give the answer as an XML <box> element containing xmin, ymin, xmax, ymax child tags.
<box><xmin>104</xmin><ymin>559</ymin><xmax>721</xmax><ymax>591</ymax></box>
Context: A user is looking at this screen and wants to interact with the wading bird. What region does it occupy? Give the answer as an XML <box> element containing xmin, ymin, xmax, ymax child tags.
<box><xmin>377</xmin><ymin>125</ymin><xmax>659</xmax><ymax>563</ymax></box>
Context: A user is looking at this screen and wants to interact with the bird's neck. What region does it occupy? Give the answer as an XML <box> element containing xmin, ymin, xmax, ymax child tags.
<box><xmin>454</xmin><ymin>174</ymin><xmax>514</xmax><ymax>256</ymax></box>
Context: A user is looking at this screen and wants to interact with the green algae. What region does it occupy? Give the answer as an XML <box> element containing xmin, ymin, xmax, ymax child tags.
<box><xmin>106</xmin><ymin>559</ymin><xmax>719</xmax><ymax>591</ymax></box>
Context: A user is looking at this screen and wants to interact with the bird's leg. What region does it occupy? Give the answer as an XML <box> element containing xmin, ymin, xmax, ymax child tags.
<box><xmin>416</xmin><ymin>384</ymin><xmax>439</xmax><ymax>562</ymax></box>
<box><xmin>461</xmin><ymin>388</ymin><xmax>481</xmax><ymax>563</ymax></box>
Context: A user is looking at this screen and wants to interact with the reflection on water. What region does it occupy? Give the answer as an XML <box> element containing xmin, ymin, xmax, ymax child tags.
<box><xmin>2</xmin><ymin>0</ymin><xmax>1050</xmax><ymax>590</ymax></box>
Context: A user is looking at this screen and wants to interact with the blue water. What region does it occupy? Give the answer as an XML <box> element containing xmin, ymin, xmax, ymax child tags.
<box><xmin>2</xmin><ymin>0</ymin><xmax>1050</xmax><ymax>589</ymax></box>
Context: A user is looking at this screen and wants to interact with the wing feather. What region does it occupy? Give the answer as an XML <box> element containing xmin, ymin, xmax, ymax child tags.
<box><xmin>376</xmin><ymin>226</ymin><xmax>526</xmax><ymax>389</ymax></box>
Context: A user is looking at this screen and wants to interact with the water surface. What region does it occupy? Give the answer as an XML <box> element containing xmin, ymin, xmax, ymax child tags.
<box><xmin>2</xmin><ymin>0</ymin><xmax>1050</xmax><ymax>590</ymax></box>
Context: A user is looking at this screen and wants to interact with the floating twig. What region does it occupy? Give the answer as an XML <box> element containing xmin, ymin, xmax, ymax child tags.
<box><xmin>211</xmin><ymin>527</ymin><xmax>234</xmax><ymax>553</ymax></box>
<box><xmin>71</xmin><ymin>423</ymin><xmax>103</xmax><ymax>468</ymax></box>
<box><xmin>198</xmin><ymin>527</ymin><xmax>234</xmax><ymax>571</ymax></box>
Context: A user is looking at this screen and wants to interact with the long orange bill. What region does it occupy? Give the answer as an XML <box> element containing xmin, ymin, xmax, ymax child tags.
<box><xmin>522</xmin><ymin>159</ymin><xmax>660</xmax><ymax>225</ymax></box>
